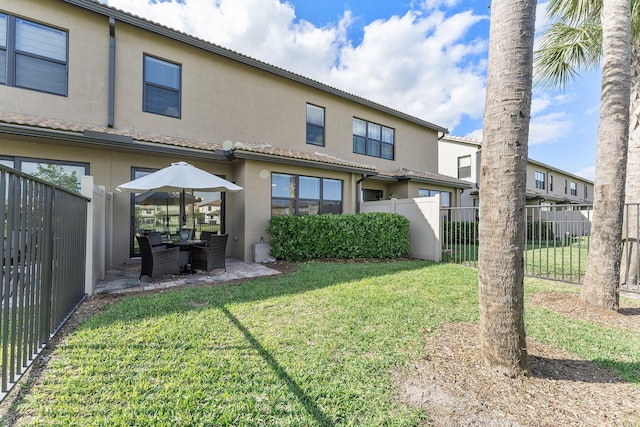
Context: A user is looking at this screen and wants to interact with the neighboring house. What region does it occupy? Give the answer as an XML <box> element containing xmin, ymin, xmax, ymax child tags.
<box><xmin>0</xmin><ymin>0</ymin><xmax>470</xmax><ymax>265</ymax></box>
<box><xmin>439</xmin><ymin>135</ymin><xmax>594</xmax><ymax>208</ymax></box>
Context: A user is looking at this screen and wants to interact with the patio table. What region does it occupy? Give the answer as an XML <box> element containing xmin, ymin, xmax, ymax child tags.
<box><xmin>166</xmin><ymin>240</ymin><xmax>203</xmax><ymax>273</ymax></box>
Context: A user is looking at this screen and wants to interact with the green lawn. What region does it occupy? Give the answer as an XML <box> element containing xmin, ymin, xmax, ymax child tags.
<box><xmin>442</xmin><ymin>237</ymin><xmax>590</xmax><ymax>283</ymax></box>
<box><xmin>6</xmin><ymin>261</ymin><xmax>639</xmax><ymax>426</ymax></box>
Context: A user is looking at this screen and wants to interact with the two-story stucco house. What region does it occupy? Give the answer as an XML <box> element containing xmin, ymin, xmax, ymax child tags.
<box><xmin>439</xmin><ymin>135</ymin><xmax>594</xmax><ymax>208</ymax></box>
<box><xmin>0</xmin><ymin>0</ymin><xmax>470</xmax><ymax>265</ymax></box>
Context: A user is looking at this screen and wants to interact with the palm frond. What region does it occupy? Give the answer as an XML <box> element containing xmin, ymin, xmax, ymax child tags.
<box><xmin>534</xmin><ymin>22</ymin><xmax>602</xmax><ymax>90</ymax></box>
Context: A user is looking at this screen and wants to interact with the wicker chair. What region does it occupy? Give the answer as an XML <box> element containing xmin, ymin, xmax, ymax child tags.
<box><xmin>136</xmin><ymin>235</ymin><xmax>180</xmax><ymax>281</ymax></box>
<box><xmin>192</xmin><ymin>234</ymin><xmax>228</xmax><ymax>273</ymax></box>
<box><xmin>145</xmin><ymin>231</ymin><xmax>166</xmax><ymax>251</ymax></box>
<box><xmin>199</xmin><ymin>231</ymin><xmax>214</xmax><ymax>245</ymax></box>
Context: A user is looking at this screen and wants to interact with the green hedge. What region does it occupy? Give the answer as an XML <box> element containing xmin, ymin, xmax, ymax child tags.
<box><xmin>442</xmin><ymin>221</ymin><xmax>478</xmax><ymax>245</ymax></box>
<box><xmin>266</xmin><ymin>213</ymin><xmax>410</xmax><ymax>261</ymax></box>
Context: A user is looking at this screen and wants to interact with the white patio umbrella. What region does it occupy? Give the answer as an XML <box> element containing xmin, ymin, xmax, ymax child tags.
<box><xmin>118</xmin><ymin>161</ymin><xmax>243</xmax><ymax>227</ymax></box>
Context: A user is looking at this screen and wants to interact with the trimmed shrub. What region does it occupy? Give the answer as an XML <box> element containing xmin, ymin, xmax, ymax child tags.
<box><xmin>266</xmin><ymin>212</ymin><xmax>410</xmax><ymax>261</ymax></box>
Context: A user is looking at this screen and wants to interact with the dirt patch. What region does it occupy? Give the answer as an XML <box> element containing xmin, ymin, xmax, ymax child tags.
<box><xmin>396</xmin><ymin>292</ymin><xmax>640</xmax><ymax>426</ymax></box>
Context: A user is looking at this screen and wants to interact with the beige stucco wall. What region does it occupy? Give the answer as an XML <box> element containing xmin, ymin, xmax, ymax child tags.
<box><xmin>109</xmin><ymin>20</ymin><xmax>440</xmax><ymax>174</ymax></box>
<box><xmin>526</xmin><ymin>163</ymin><xmax>594</xmax><ymax>204</ymax></box>
<box><xmin>233</xmin><ymin>159</ymin><xmax>360</xmax><ymax>261</ymax></box>
<box><xmin>0</xmin><ymin>134</ymin><xmax>239</xmax><ymax>265</ymax></box>
<box><xmin>0</xmin><ymin>0</ymin><xmax>110</xmax><ymax>126</ymax></box>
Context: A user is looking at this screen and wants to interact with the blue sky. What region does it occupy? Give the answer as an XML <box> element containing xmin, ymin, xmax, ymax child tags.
<box><xmin>104</xmin><ymin>0</ymin><xmax>601</xmax><ymax>180</ymax></box>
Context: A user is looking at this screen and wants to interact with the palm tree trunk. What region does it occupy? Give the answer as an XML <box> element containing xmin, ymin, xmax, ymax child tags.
<box><xmin>582</xmin><ymin>0</ymin><xmax>631</xmax><ymax>310</ymax></box>
<box><xmin>478</xmin><ymin>0</ymin><xmax>536</xmax><ymax>376</ymax></box>
<box><xmin>621</xmin><ymin>41</ymin><xmax>640</xmax><ymax>288</ymax></box>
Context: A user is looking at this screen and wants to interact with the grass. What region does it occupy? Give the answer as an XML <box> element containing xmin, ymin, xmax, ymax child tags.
<box><xmin>6</xmin><ymin>261</ymin><xmax>640</xmax><ymax>426</ymax></box>
<box><xmin>442</xmin><ymin>237</ymin><xmax>590</xmax><ymax>283</ymax></box>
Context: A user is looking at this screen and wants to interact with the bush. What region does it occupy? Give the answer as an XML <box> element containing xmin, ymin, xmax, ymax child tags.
<box><xmin>442</xmin><ymin>221</ymin><xmax>479</xmax><ymax>245</ymax></box>
<box><xmin>266</xmin><ymin>213</ymin><xmax>410</xmax><ymax>261</ymax></box>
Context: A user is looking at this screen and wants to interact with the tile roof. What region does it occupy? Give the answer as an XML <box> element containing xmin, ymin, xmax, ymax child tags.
<box><xmin>231</xmin><ymin>142</ymin><xmax>377</xmax><ymax>170</ymax></box>
<box><xmin>0</xmin><ymin>112</ymin><xmax>221</xmax><ymax>151</ymax></box>
<box><xmin>378</xmin><ymin>167</ymin><xmax>473</xmax><ymax>188</ymax></box>
<box><xmin>0</xmin><ymin>112</ymin><xmax>376</xmax><ymax>171</ymax></box>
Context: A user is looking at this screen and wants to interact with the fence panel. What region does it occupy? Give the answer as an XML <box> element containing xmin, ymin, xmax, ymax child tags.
<box><xmin>441</xmin><ymin>204</ymin><xmax>593</xmax><ymax>285</ymax></box>
<box><xmin>1</xmin><ymin>165</ymin><xmax>88</xmax><ymax>401</ymax></box>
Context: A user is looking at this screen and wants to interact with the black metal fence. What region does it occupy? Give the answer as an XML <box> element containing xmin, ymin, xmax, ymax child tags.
<box><xmin>1</xmin><ymin>165</ymin><xmax>88</xmax><ymax>400</ymax></box>
<box><xmin>441</xmin><ymin>204</ymin><xmax>593</xmax><ymax>285</ymax></box>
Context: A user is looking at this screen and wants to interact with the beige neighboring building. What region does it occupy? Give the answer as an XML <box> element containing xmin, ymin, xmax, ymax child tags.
<box><xmin>439</xmin><ymin>135</ymin><xmax>594</xmax><ymax>208</ymax></box>
<box><xmin>0</xmin><ymin>0</ymin><xmax>470</xmax><ymax>266</ymax></box>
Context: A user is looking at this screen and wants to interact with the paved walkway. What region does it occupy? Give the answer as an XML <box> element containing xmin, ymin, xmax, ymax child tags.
<box><xmin>95</xmin><ymin>258</ymin><xmax>281</xmax><ymax>294</ymax></box>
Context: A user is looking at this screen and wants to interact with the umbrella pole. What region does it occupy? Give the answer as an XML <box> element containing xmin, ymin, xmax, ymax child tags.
<box><xmin>180</xmin><ymin>190</ymin><xmax>186</xmax><ymax>228</ymax></box>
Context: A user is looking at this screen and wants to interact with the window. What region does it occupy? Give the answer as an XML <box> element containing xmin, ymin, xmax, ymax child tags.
<box><xmin>418</xmin><ymin>189</ymin><xmax>451</xmax><ymax>207</ymax></box>
<box><xmin>353</xmin><ymin>118</ymin><xmax>394</xmax><ymax>160</ymax></box>
<box><xmin>0</xmin><ymin>13</ymin><xmax>68</xmax><ymax>95</ymax></box>
<box><xmin>535</xmin><ymin>171</ymin><xmax>545</xmax><ymax>190</ymax></box>
<box><xmin>584</xmin><ymin>184</ymin><xmax>588</xmax><ymax>198</ymax></box>
<box><xmin>271</xmin><ymin>173</ymin><xmax>342</xmax><ymax>216</ymax></box>
<box><xmin>143</xmin><ymin>54</ymin><xmax>181</xmax><ymax>118</ymax></box>
<box><xmin>306</xmin><ymin>104</ymin><xmax>324</xmax><ymax>146</ymax></box>
<box><xmin>457</xmin><ymin>155</ymin><xmax>471</xmax><ymax>179</ymax></box>
<box><xmin>570</xmin><ymin>181</ymin><xmax>577</xmax><ymax>196</ymax></box>
<box><xmin>564</xmin><ymin>179</ymin><xmax>568</xmax><ymax>194</ymax></box>
<box><xmin>362</xmin><ymin>189</ymin><xmax>383</xmax><ymax>201</ymax></box>
<box><xmin>1</xmin><ymin>155</ymin><xmax>88</xmax><ymax>192</ymax></box>
<box><xmin>549</xmin><ymin>175</ymin><xmax>553</xmax><ymax>192</ymax></box>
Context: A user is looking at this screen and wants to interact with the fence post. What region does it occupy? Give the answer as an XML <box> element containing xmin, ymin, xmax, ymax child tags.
<box><xmin>82</xmin><ymin>176</ymin><xmax>94</xmax><ymax>296</ymax></box>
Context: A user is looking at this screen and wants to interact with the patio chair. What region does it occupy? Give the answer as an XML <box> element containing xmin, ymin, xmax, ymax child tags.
<box><xmin>136</xmin><ymin>235</ymin><xmax>180</xmax><ymax>281</ymax></box>
<box><xmin>199</xmin><ymin>231</ymin><xmax>215</xmax><ymax>245</ymax></box>
<box><xmin>192</xmin><ymin>234</ymin><xmax>228</xmax><ymax>273</ymax></box>
<box><xmin>145</xmin><ymin>231</ymin><xmax>166</xmax><ymax>251</ymax></box>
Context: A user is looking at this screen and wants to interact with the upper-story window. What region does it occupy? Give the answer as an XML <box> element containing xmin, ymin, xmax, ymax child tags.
<box><xmin>549</xmin><ymin>175</ymin><xmax>553</xmax><ymax>191</ymax></box>
<box><xmin>306</xmin><ymin>104</ymin><xmax>325</xmax><ymax>146</ymax></box>
<box><xmin>535</xmin><ymin>171</ymin><xmax>545</xmax><ymax>190</ymax></box>
<box><xmin>143</xmin><ymin>54</ymin><xmax>181</xmax><ymax>118</ymax></box>
<box><xmin>271</xmin><ymin>173</ymin><xmax>342</xmax><ymax>216</ymax></box>
<box><xmin>570</xmin><ymin>181</ymin><xmax>577</xmax><ymax>196</ymax></box>
<box><xmin>564</xmin><ymin>179</ymin><xmax>568</xmax><ymax>194</ymax></box>
<box><xmin>0</xmin><ymin>13</ymin><xmax>68</xmax><ymax>96</ymax></box>
<box><xmin>353</xmin><ymin>118</ymin><xmax>394</xmax><ymax>160</ymax></box>
<box><xmin>584</xmin><ymin>184</ymin><xmax>588</xmax><ymax>199</ymax></box>
<box><xmin>457</xmin><ymin>155</ymin><xmax>471</xmax><ymax>179</ymax></box>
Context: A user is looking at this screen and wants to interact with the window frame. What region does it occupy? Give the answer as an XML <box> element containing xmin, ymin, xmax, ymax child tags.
<box><xmin>418</xmin><ymin>188</ymin><xmax>451</xmax><ymax>207</ymax></box>
<box><xmin>306</xmin><ymin>103</ymin><xmax>325</xmax><ymax>146</ymax></box>
<box><xmin>271</xmin><ymin>172</ymin><xmax>343</xmax><ymax>216</ymax></box>
<box><xmin>143</xmin><ymin>54</ymin><xmax>182</xmax><ymax>118</ymax></box>
<box><xmin>0</xmin><ymin>13</ymin><xmax>69</xmax><ymax>96</ymax></box>
<box><xmin>352</xmin><ymin>117</ymin><xmax>394</xmax><ymax>160</ymax></box>
<box><xmin>457</xmin><ymin>155</ymin><xmax>471</xmax><ymax>179</ymax></box>
<box><xmin>570</xmin><ymin>181</ymin><xmax>577</xmax><ymax>196</ymax></box>
<box><xmin>534</xmin><ymin>171</ymin><xmax>545</xmax><ymax>190</ymax></box>
<box><xmin>1</xmin><ymin>155</ymin><xmax>88</xmax><ymax>192</ymax></box>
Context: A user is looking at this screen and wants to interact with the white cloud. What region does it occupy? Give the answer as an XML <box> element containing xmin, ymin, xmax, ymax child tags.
<box><xmin>529</xmin><ymin>112</ymin><xmax>574</xmax><ymax>145</ymax></box>
<box><xmin>104</xmin><ymin>0</ymin><xmax>489</xmax><ymax>131</ymax></box>
<box><xmin>573</xmin><ymin>165</ymin><xmax>595</xmax><ymax>182</ymax></box>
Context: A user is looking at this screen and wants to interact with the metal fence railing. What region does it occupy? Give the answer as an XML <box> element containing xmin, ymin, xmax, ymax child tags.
<box><xmin>1</xmin><ymin>165</ymin><xmax>88</xmax><ymax>401</ymax></box>
<box><xmin>441</xmin><ymin>204</ymin><xmax>593</xmax><ymax>285</ymax></box>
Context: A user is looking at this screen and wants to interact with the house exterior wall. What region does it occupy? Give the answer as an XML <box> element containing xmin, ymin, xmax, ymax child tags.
<box><xmin>0</xmin><ymin>1</ymin><xmax>110</xmax><ymax>125</ymax></box>
<box><xmin>1</xmin><ymin>0</ymin><xmax>465</xmax><ymax>265</ymax></box>
<box><xmin>439</xmin><ymin>136</ymin><xmax>594</xmax><ymax>207</ymax></box>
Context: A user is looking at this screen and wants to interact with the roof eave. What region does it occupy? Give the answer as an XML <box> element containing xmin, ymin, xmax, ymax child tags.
<box><xmin>231</xmin><ymin>150</ymin><xmax>378</xmax><ymax>174</ymax></box>
<box><xmin>0</xmin><ymin>123</ymin><xmax>229</xmax><ymax>160</ymax></box>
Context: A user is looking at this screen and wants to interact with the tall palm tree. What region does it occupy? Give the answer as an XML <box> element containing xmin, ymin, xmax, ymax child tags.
<box><xmin>536</xmin><ymin>0</ymin><xmax>638</xmax><ymax>304</ymax></box>
<box><xmin>582</xmin><ymin>0</ymin><xmax>631</xmax><ymax>310</ymax></box>
<box><xmin>478</xmin><ymin>0</ymin><xmax>536</xmax><ymax>375</ymax></box>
